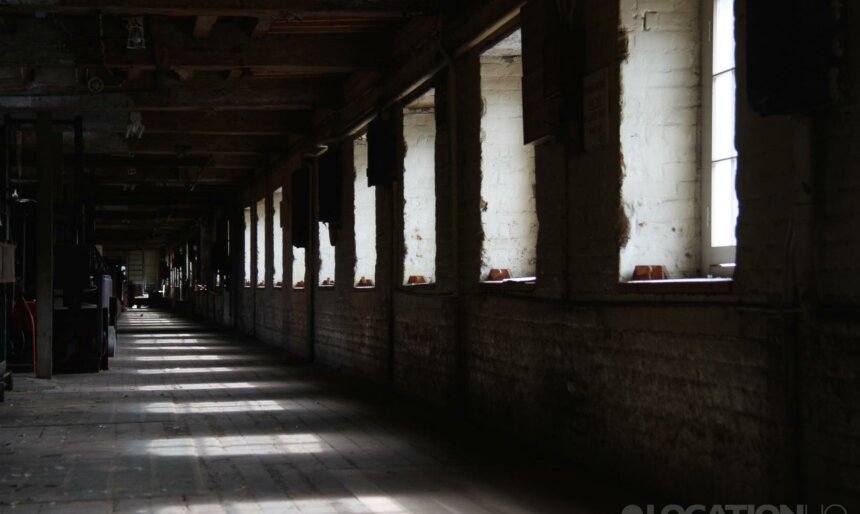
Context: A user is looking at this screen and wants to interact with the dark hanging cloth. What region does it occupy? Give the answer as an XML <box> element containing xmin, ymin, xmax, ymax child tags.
<box><xmin>291</xmin><ymin>167</ymin><xmax>310</xmax><ymax>249</ymax></box>
<box><xmin>367</xmin><ymin>115</ymin><xmax>398</xmax><ymax>187</ymax></box>
<box><xmin>317</xmin><ymin>148</ymin><xmax>343</xmax><ymax>225</ymax></box>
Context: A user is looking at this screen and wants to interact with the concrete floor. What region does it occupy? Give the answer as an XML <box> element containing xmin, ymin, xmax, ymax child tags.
<box><xmin>0</xmin><ymin>310</ymin><xmax>632</xmax><ymax>513</ymax></box>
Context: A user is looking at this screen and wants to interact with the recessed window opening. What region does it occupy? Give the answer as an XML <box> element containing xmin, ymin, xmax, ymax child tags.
<box><xmin>293</xmin><ymin>246</ymin><xmax>306</xmax><ymax>289</ymax></box>
<box><xmin>273</xmin><ymin>187</ymin><xmax>284</xmax><ymax>287</ymax></box>
<box><xmin>479</xmin><ymin>29</ymin><xmax>537</xmax><ymax>283</ymax></box>
<box><xmin>243</xmin><ymin>206</ymin><xmax>251</xmax><ymax>287</ymax></box>
<box><xmin>402</xmin><ymin>89</ymin><xmax>437</xmax><ymax>286</ymax></box>
<box><xmin>619</xmin><ymin>0</ymin><xmax>701</xmax><ymax>281</ymax></box>
<box><xmin>318</xmin><ymin>222</ymin><xmax>336</xmax><ymax>287</ymax></box>
<box><xmin>255</xmin><ymin>197</ymin><xmax>266</xmax><ymax>288</ymax></box>
<box><xmin>703</xmin><ymin>0</ymin><xmax>738</xmax><ymax>274</ymax></box>
<box><xmin>354</xmin><ymin>136</ymin><xmax>376</xmax><ymax>288</ymax></box>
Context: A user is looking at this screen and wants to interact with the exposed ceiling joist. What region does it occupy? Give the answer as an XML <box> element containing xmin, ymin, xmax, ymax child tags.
<box><xmin>0</xmin><ymin>19</ymin><xmax>390</xmax><ymax>74</ymax></box>
<box><xmin>0</xmin><ymin>80</ymin><xmax>314</xmax><ymax>111</ymax></box>
<box><xmin>0</xmin><ymin>0</ymin><xmax>436</xmax><ymax>18</ymax></box>
<box><xmin>122</xmin><ymin>134</ymin><xmax>287</xmax><ymax>156</ymax></box>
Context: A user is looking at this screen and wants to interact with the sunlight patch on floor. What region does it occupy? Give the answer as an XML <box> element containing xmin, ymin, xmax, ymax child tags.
<box><xmin>144</xmin><ymin>400</ymin><xmax>287</xmax><ymax>414</ymax></box>
<box><xmin>144</xmin><ymin>434</ymin><xmax>327</xmax><ymax>457</ymax></box>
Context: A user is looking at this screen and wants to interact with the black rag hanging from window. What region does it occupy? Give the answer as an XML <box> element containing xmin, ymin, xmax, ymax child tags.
<box><xmin>367</xmin><ymin>115</ymin><xmax>398</xmax><ymax>187</ymax></box>
<box><xmin>317</xmin><ymin>148</ymin><xmax>343</xmax><ymax>225</ymax></box>
<box><xmin>291</xmin><ymin>167</ymin><xmax>310</xmax><ymax>249</ymax></box>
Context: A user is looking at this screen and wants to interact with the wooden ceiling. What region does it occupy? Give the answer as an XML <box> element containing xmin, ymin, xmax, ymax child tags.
<box><xmin>0</xmin><ymin>0</ymin><xmax>438</xmax><ymax>247</ymax></box>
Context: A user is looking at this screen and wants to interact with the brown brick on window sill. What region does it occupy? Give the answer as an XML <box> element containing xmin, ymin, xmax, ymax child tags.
<box><xmin>618</xmin><ymin>278</ymin><xmax>733</xmax><ymax>295</ymax></box>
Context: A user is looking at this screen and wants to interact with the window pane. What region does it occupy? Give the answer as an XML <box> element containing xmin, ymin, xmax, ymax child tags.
<box><xmin>711</xmin><ymin>158</ymin><xmax>738</xmax><ymax>248</ymax></box>
<box><xmin>713</xmin><ymin>0</ymin><xmax>735</xmax><ymax>74</ymax></box>
<box><xmin>712</xmin><ymin>70</ymin><xmax>737</xmax><ymax>162</ymax></box>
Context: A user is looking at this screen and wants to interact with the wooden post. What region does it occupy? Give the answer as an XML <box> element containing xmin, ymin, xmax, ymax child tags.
<box><xmin>36</xmin><ymin>112</ymin><xmax>58</xmax><ymax>379</ymax></box>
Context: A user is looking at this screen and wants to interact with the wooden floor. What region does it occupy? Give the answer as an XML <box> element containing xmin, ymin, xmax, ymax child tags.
<box><xmin>0</xmin><ymin>309</ymin><xmax>633</xmax><ymax>513</ymax></box>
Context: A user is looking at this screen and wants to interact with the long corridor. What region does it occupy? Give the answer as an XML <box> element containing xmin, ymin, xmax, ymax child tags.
<box><xmin>0</xmin><ymin>310</ymin><xmax>631</xmax><ymax>513</ymax></box>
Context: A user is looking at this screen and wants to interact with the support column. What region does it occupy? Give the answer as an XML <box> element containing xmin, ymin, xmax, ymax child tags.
<box><xmin>36</xmin><ymin>112</ymin><xmax>57</xmax><ymax>379</ymax></box>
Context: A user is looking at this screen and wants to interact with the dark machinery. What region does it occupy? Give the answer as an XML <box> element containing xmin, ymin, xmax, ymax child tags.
<box><xmin>0</xmin><ymin>115</ymin><xmax>118</xmax><ymax>389</ymax></box>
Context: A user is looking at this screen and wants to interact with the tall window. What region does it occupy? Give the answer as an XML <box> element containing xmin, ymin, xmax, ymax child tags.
<box><xmin>354</xmin><ymin>137</ymin><xmax>376</xmax><ymax>287</ymax></box>
<box><xmin>703</xmin><ymin>0</ymin><xmax>738</xmax><ymax>271</ymax></box>
<box><xmin>243</xmin><ymin>207</ymin><xmax>251</xmax><ymax>287</ymax></box>
<box><xmin>618</xmin><ymin>0</ymin><xmax>701</xmax><ymax>280</ymax></box>
<box><xmin>479</xmin><ymin>29</ymin><xmax>537</xmax><ymax>282</ymax></box>
<box><xmin>402</xmin><ymin>90</ymin><xmax>436</xmax><ymax>285</ymax></box>
<box><xmin>272</xmin><ymin>187</ymin><xmax>284</xmax><ymax>287</ymax></box>
<box><xmin>318</xmin><ymin>222</ymin><xmax>336</xmax><ymax>287</ymax></box>
<box><xmin>293</xmin><ymin>247</ymin><xmax>306</xmax><ymax>288</ymax></box>
<box><xmin>256</xmin><ymin>198</ymin><xmax>266</xmax><ymax>288</ymax></box>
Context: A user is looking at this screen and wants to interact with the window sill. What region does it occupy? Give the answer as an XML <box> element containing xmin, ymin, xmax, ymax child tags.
<box><xmin>480</xmin><ymin>278</ymin><xmax>536</xmax><ymax>293</ymax></box>
<box><xmin>353</xmin><ymin>286</ymin><xmax>377</xmax><ymax>292</ymax></box>
<box><xmin>617</xmin><ymin>278</ymin><xmax>733</xmax><ymax>295</ymax></box>
<box><xmin>292</xmin><ymin>287</ymin><xmax>305</xmax><ymax>292</ymax></box>
<box><xmin>399</xmin><ymin>283</ymin><xmax>437</xmax><ymax>292</ymax></box>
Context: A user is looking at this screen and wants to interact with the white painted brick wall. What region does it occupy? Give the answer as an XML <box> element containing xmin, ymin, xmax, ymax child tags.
<box><xmin>619</xmin><ymin>0</ymin><xmax>701</xmax><ymax>280</ymax></box>
<box><xmin>353</xmin><ymin>138</ymin><xmax>377</xmax><ymax>284</ymax></box>
<box><xmin>292</xmin><ymin>247</ymin><xmax>305</xmax><ymax>287</ymax></box>
<box><xmin>255</xmin><ymin>198</ymin><xmax>266</xmax><ymax>286</ymax></box>
<box><xmin>403</xmin><ymin>98</ymin><xmax>437</xmax><ymax>283</ymax></box>
<box><xmin>479</xmin><ymin>49</ymin><xmax>538</xmax><ymax>280</ymax></box>
<box><xmin>318</xmin><ymin>222</ymin><xmax>336</xmax><ymax>285</ymax></box>
<box><xmin>273</xmin><ymin>188</ymin><xmax>284</xmax><ymax>286</ymax></box>
<box><xmin>243</xmin><ymin>206</ymin><xmax>251</xmax><ymax>285</ymax></box>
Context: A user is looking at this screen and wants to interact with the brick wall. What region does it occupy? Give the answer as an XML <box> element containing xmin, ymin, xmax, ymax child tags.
<box><xmin>187</xmin><ymin>0</ymin><xmax>860</xmax><ymax>505</ymax></box>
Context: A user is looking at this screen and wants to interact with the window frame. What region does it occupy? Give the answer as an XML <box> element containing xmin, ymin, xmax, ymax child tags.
<box><xmin>701</xmin><ymin>0</ymin><xmax>738</xmax><ymax>277</ymax></box>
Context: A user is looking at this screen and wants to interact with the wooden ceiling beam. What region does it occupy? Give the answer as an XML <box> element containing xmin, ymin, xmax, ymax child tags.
<box><xmin>0</xmin><ymin>80</ymin><xmax>314</xmax><ymax>111</ymax></box>
<box><xmin>0</xmin><ymin>1</ymin><xmax>436</xmax><ymax>18</ymax></box>
<box><xmin>121</xmin><ymin>134</ymin><xmax>287</xmax><ymax>156</ymax></box>
<box><xmin>0</xmin><ymin>19</ymin><xmax>390</xmax><ymax>75</ymax></box>
<box><xmin>140</xmin><ymin>111</ymin><xmax>311</xmax><ymax>136</ymax></box>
